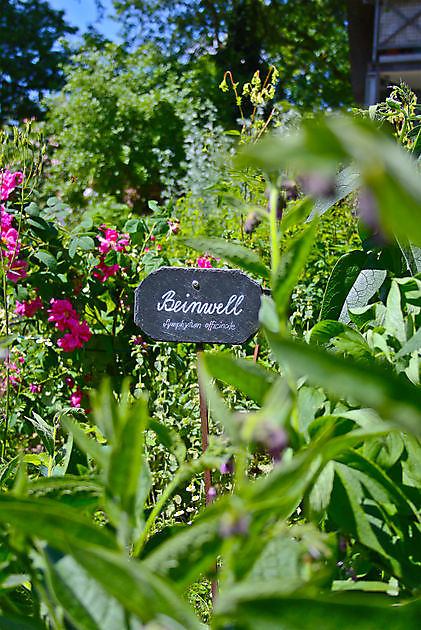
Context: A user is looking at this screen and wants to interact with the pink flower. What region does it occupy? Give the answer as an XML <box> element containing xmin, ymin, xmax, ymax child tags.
<box><xmin>6</xmin><ymin>259</ymin><xmax>27</xmax><ymax>282</ymax></box>
<box><xmin>57</xmin><ymin>319</ymin><xmax>92</xmax><ymax>352</ymax></box>
<box><xmin>150</xmin><ymin>235</ymin><xmax>155</xmax><ymax>241</ymax></box>
<box><xmin>65</xmin><ymin>376</ymin><xmax>75</xmax><ymax>388</ymax></box>
<box><xmin>2</xmin><ymin>227</ymin><xmax>20</xmax><ymax>259</ymax></box>
<box><xmin>97</xmin><ymin>225</ymin><xmax>130</xmax><ymax>255</ymax></box>
<box><xmin>29</xmin><ymin>384</ymin><xmax>42</xmax><ymax>394</ymax></box>
<box><xmin>1</xmin><ymin>206</ymin><xmax>13</xmax><ymax>232</ymax></box>
<box><xmin>156</xmin><ymin>244</ymin><xmax>162</xmax><ymax>251</ymax></box>
<box><xmin>70</xmin><ymin>389</ymin><xmax>83</xmax><ymax>408</ymax></box>
<box><xmin>14</xmin><ymin>301</ymin><xmax>25</xmax><ymax>316</ymax></box>
<box><xmin>1</xmin><ymin>170</ymin><xmax>23</xmax><ymax>201</ymax></box>
<box><xmin>93</xmin><ymin>257</ymin><xmax>119</xmax><ymax>282</ymax></box>
<box><xmin>197</xmin><ymin>256</ymin><xmax>212</xmax><ymax>269</ymax></box>
<box><xmin>15</xmin><ymin>297</ymin><xmax>43</xmax><ymax>317</ymax></box>
<box><xmin>48</xmin><ymin>299</ymin><xmax>77</xmax><ymax>331</ymax></box>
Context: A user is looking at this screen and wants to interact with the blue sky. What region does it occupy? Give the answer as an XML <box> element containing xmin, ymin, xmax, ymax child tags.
<box><xmin>48</xmin><ymin>0</ymin><xmax>122</xmax><ymax>42</ymax></box>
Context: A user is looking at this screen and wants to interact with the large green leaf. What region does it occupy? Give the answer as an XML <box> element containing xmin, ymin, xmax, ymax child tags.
<box><xmin>319</xmin><ymin>250</ymin><xmax>382</xmax><ymax>321</ymax></box>
<box><xmin>143</xmin><ymin>508</ymin><xmax>225</xmax><ymax>590</ymax></box>
<box><xmin>61</xmin><ymin>415</ymin><xmax>107</xmax><ymax>468</ymax></box>
<box><xmin>0</xmin><ymin>616</ymin><xmax>45</xmax><ymax>630</ymax></box>
<box><xmin>203</xmin><ymin>353</ymin><xmax>276</xmax><ymax>405</ymax></box>
<box><xmin>107</xmin><ymin>397</ymin><xmax>148</xmax><ymax>521</ymax></box>
<box><xmin>272</xmin><ymin>220</ymin><xmax>318</xmax><ymax>317</ymax></box>
<box><xmin>71</xmin><ymin>546</ymin><xmax>202</xmax><ymax>629</ymax></box>
<box><xmin>0</xmin><ymin>496</ymin><xmax>118</xmax><ymax>552</ymax></box>
<box><xmin>265</xmin><ymin>331</ymin><xmax>421</xmax><ymax>436</ymax></box>
<box><xmin>213</xmin><ymin>588</ymin><xmax>421</xmax><ymax>630</ymax></box>
<box><xmin>183</xmin><ymin>236</ymin><xmax>270</xmax><ymax>280</ymax></box>
<box><xmin>43</xmin><ymin>551</ymin><xmax>129</xmax><ymax>630</ymax></box>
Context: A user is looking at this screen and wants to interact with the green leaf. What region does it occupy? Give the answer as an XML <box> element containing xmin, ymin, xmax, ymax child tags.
<box><xmin>309</xmin><ymin>320</ymin><xmax>349</xmax><ymax>345</ymax></box>
<box><xmin>47</xmin><ymin>196</ymin><xmax>61</xmax><ymax>207</ymax></box>
<box><xmin>402</xmin><ymin>435</ymin><xmax>421</xmax><ymax>488</ymax></box>
<box><xmin>124</xmin><ymin>218</ymin><xmax>139</xmax><ymax>233</ymax></box>
<box><xmin>182</xmin><ymin>236</ymin><xmax>270</xmax><ymax>281</ymax></box>
<box><xmin>25</xmin><ymin>202</ymin><xmax>41</xmax><ymax>217</ymax></box>
<box><xmin>272</xmin><ymin>220</ymin><xmax>318</xmax><ymax>316</ymax></box>
<box><xmin>0</xmin><ymin>616</ymin><xmax>45</xmax><ymax>629</ymax></box>
<box><xmin>339</xmin><ymin>450</ymin><xmax>419</xmax><ymax>521</ymax></box>
<box><xmin>143</xmin><ymin>508</ymin><xmax>224</xmax><ymax>590</ymax></box>
<box><xmin>148</xmin><ymin>419</ymin><xmax>186</xmax><ymax>465</ymax></box>
<box><xmin>44</xmin><ymin>551</ymin><xmax>127</xmax><ymax>630</ymax></box>
<box><xmin>203</xmin><ymin>353</ymin><xmax>276</xmax><ymax>405</ymax></box>
<box><xmin>308</xmin><ymin>461</ymin><xmax>335</xmax><ymax>518</ymax></box>
<box><xmin>61</xmin><ymin>416</ymin><xmax>107</xmax><ymax>468</ymax></box>
<box><xmin>258</xmin><ymin>294</ymin><xmax>280</xmax><ymax>333</ymax></box>
<box><xmin>265</xmin><ymin>331</ymin><xmax>421</xmax><ymax>436</ymax></box>
<box><xmin>384</xmin><ymin>280</ymin><xmax>406</xmax><ymax>343</ymax></box>
<box><xmin>34</xmin><ymin>250</ymin><xmax>56</xmax><ymax>271</ymax></box>
<box><xmin>329</xmin><ymin>463</ymin><xmax>401</xmax><ymax>575</ymax></box>
<box><xmin>332</xmin><ymin>580</ymin><xmax>399</xmax><ymax>595</ymax></box>
<box><xmin>69</xmin><ymin>238</ymin><xmax>78</xmax><ymax>259</ymax></box>
<box><xmin>213</xmin><ymin>590</ymin><xmax>421</xmax><ymax>630</ymax></box>
<box><xmin>76</xmin><ymin>236</ymin><xmax>96</xmax><ymax>251</ymax></box>
<box><xmin>197</xmin><ymin>355</ymin><xmax>239</xmax><ymax>444</ymax></box>
<box><xmin>71</xmin><ymin>546</ymin><xmax>202</xmax><ymax>629</ymax></box>
<box><xmin>396</xmin><ymin>327</ymin><xmax>421</xmax><ymax>358</ymax></box>
<box><xmin>0</xmin><ymin>496</ymin><xmax>119</xmax><ymax>552</ymax></box>
<box><xmin>107</xmin><ymin>397</ymin><xmax>149</xmax><ymax>521</ymax></box>
<box><xmin>320</xmin><ymin>250</ymin><xmax>377</xmax><ymax>321</ymax></box>
<box><xmin>28</xmin><ymin>215</ymin><xmax>55</xmax><ymax>233</ymax></box>
<box><xmin>25</xmin><ymin>413</ymin><xmax>54</xmax><ymax>456</ymax></box>
<box><xmin>27</xmin><ymin>475</ymin><xmax>101</xmax><ymax>506</ymax></box>
<box><xmin>243</xmin><ymin>450</ymin><xmax>323</xmax><ymax>517</ymax></box>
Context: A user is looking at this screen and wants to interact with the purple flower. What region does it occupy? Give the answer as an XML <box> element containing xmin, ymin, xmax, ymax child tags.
<box><xmin>220</xmin><ymin>456</ymin><xmax>234</xmax><ymax>475</ymax></box>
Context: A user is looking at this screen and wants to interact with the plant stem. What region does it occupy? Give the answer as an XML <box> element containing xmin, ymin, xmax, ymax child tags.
<box><xmin>269</xmin><ymin>185</ymin><xmax>280</xmax><ymax>275</ymax></box>
<box><xmin>133</xmin><ymin>464</ymin><xmax>192</xmax><ymax>556</ymax></box>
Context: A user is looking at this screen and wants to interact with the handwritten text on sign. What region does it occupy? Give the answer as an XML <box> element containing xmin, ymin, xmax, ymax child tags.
<box><xmin>134</xmin><ymin>267</ymin><xmax>262</xmax><ymax>343</ymax></box>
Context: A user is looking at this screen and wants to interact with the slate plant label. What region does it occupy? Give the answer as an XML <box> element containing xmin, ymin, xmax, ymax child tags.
<box><xmin>134</xmin><ymin>267</ymin><xmax>262</xmax><ymax>343</ymax></box>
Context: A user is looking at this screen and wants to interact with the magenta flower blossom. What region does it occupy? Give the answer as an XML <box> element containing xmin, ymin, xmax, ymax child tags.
<box><xmin>15</xmin><ymin>297</ymin><xmax>43</xmax><ymax>317</ymax></box>
<box><xmin>48</xmin><ymin>299</ymin><xmax>77</xmax><ymax>331</ymax></box>
<box><xmin>2</xmin><ymin>227</ymin><xmax>20</xmax><ymax>259</ymax></box>
<box><xmin>93</xmin><ymin>257</ymin><xmax>119</xmax><ymax>282</ymax></box>
<box><xmin>1</xmin><ymin>206</ymin><xmax>13</xmax><ymax>232</ymax></box>
<box><xmin>29</xmin><ymin>384</ymin><xmax>42</xmax><ymax>394</ymax></box>
<box><xmin>1</xmin><ymin>170</ymin><xmax>23</xmax><ymax>201</ymax></box>
<box><xmin>197</xmin><ymin>256</ymin><xmax>212</xmax><ymax>269</ymax></box>
<box><xmin>57</xmin><ymin>319</ymin><xmax>92</xmax><ymax>352</ymax></box>
<box><xmin>65</xmin><ymin>376</ymin><xmax>75</xmax><ymax>388</ymax></box>
<box><xmin>6</xmin><ymin>259</ymin><xmax>28</xmax><ymax>282</ymax></box>
<box><xmin>70</xmin><ymin>388</ymin><xmax>83</xmax><ymax>408</ymax></box>
<box><xmin>97</xmin><ymin>225</ymin><xmax>130</xmax><ymax>255</ymax></box>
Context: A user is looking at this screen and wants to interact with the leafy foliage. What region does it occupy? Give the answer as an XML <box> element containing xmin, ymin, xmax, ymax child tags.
<box><xmin>0</xmin><ymin>0</ymin><xmax>76</xmax><ymax>124</ymax></box>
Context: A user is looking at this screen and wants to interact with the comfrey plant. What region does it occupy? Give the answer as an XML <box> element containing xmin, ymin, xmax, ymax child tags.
<box><xmin>0</xmin><ymin>113</ymin><xmax>420</xmax><ymax>629</ymax></box>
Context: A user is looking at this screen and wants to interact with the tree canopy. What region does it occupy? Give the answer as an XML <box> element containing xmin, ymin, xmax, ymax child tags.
<box><xmin>0</xmin><ymin>0</ymin><xmax>76</xmax><ymax>124</ymax></box>
<box><xmin>111</xmin><ymin>0</ymin><xmax>354</xmax><ymax>111</ymax></box>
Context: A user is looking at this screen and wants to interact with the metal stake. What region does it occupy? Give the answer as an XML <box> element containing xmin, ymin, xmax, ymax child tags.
<box><xmin>196</xmin><ymin>342</ymin><xmax>218</xmax><ymax>603</ymax></box>
<box><xmin>196</xmin><ymin>342</ymin><xmax>212</xmax><ymax>504</ymax></box>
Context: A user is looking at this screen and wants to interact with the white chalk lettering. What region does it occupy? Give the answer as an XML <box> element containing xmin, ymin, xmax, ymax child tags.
<box><xmin>157</xmin><ymin>290</ymin><xmax>245</xmax><ymax>316</ymax></box>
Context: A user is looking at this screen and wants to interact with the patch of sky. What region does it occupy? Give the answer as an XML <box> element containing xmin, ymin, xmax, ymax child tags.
<box><xmin>48</xmin><ymin>0</ymin><xmax>122</xmax><ymax>43</ymax></box>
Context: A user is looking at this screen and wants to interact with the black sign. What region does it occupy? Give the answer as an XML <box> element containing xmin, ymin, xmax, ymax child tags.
<box><xmin>134</xmin><ymin>267</ymin><xmax>262</xmax><ymax>344</ymax></box>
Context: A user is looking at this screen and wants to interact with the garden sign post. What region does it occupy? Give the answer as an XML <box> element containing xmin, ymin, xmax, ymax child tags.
<box><xmin>134</xmin><ymin>265</ymin><xmax>262</xmax><ymax>494</ymax></box>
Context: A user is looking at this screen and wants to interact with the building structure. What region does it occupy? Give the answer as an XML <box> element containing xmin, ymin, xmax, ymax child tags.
<box><xmin>366</xmin><ymin>0</ymin><xmax>421</xmax><ymax>104</ymax></box>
